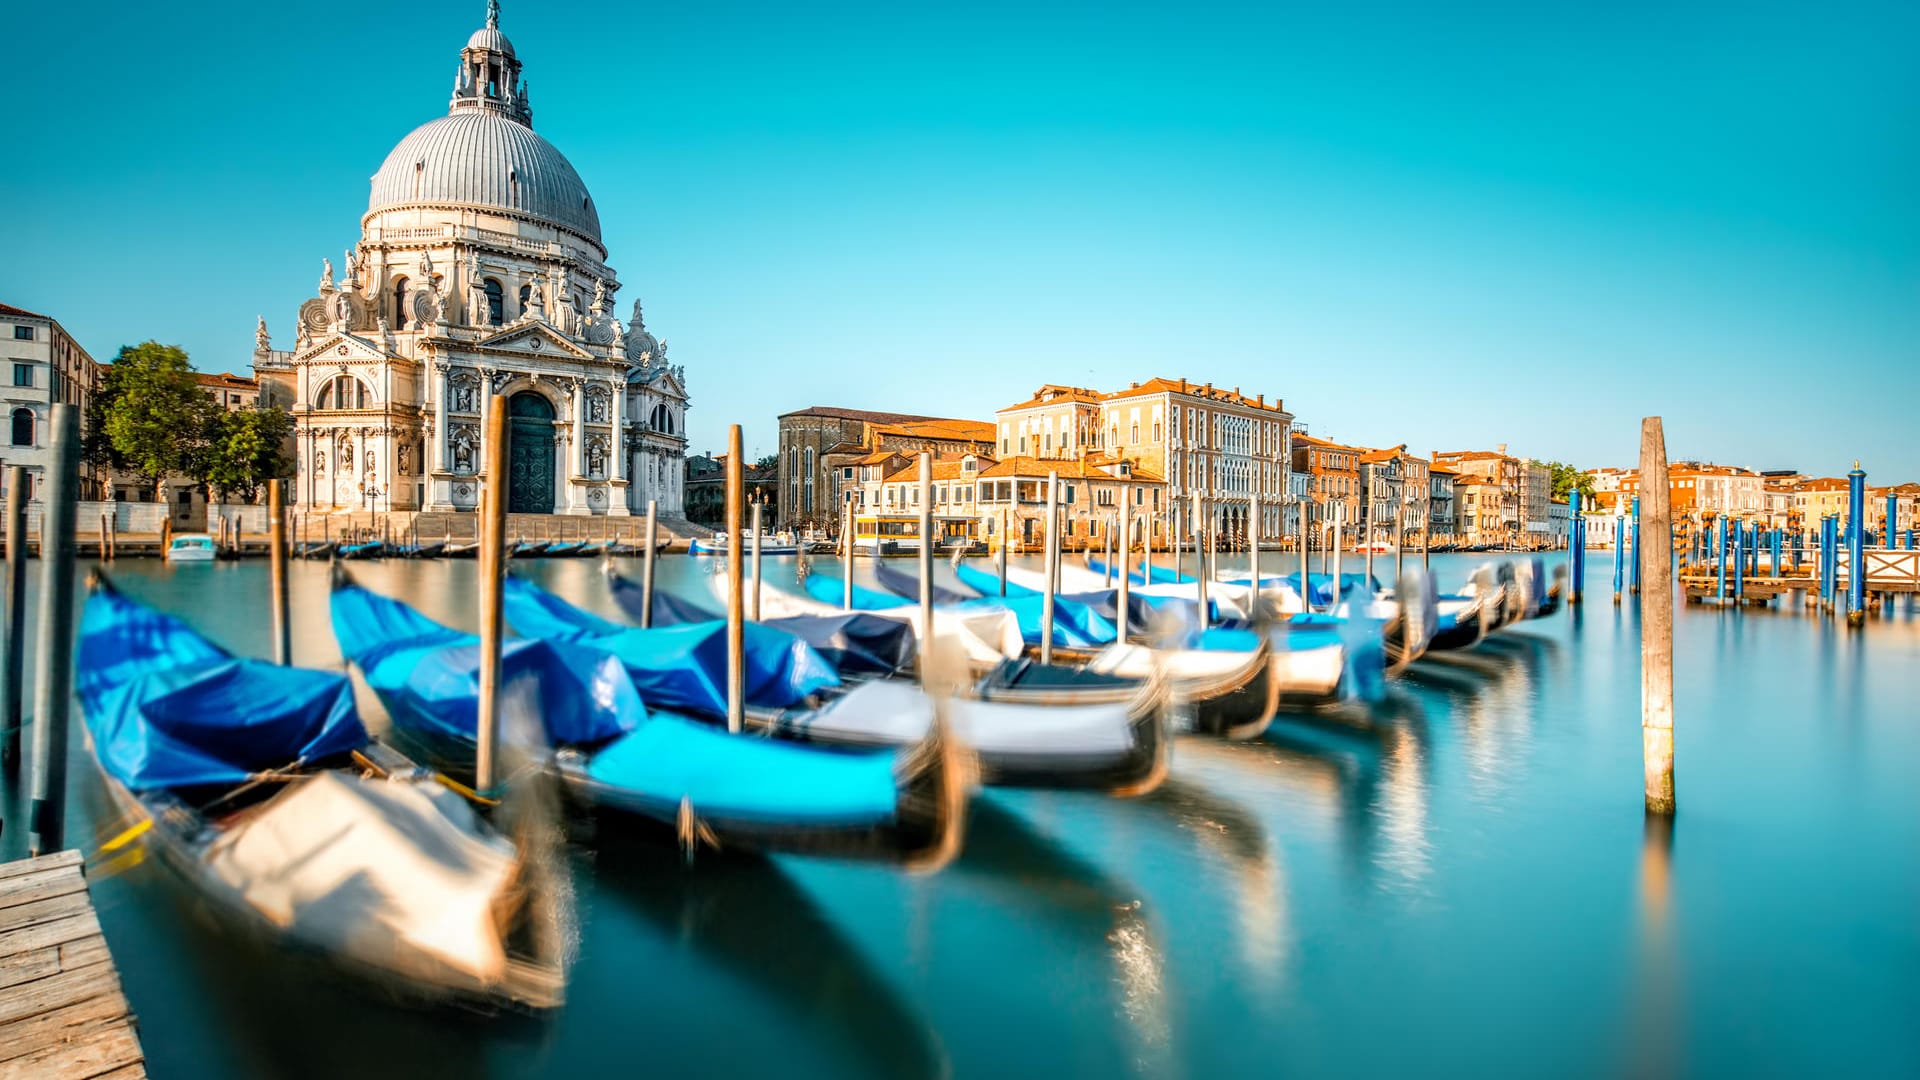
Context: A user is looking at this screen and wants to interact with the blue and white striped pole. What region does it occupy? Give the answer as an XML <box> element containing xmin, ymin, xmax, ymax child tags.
<box><xmin>1716</xmin><ymin>516</ymin><xmax>1727</xmax><ymax>603</ymax></box>
<box><xmin>1848</xmin><ymin>464</ymin><xmax>1867</xmax><ymax>625</ymax></box>
<box><xmin>1631</xmin><ymin>495</ymin><xmax>1642</xmax><ymax>596</ymax></box>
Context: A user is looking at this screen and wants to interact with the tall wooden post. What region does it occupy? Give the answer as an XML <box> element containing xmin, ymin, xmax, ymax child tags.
<box><xmin>3</xmin><ymin>467</ymin><xmax>26</xmax><ymax>769</ymax></box>
<box><xmin>840</xmin><ymin>495</ymin><xmax>854</xmax><ymax>611</ymax></box>
<box><xmin>639</xmin><ymin>499</ymin><xmax>658</xmax><ymax>628</ymax></box>
<box><xmin>1393</xmin><ymin>491</ymin><xmax>1405</xmax><ymax>585</ymax></box>
<box><xmin>725</xmin><ymin>426</ymin><xmax>746</xmax><ymax>733</ymax></box>
<box><xmin>1040</xmin><ymin>471</ymin><xmax>1058</xmax><ymax>665</ymax></box>
<box><xmin>269</xmin><ymin>480</ymin><xmax>290</xmax><ymax>665</ymax></box>
<box><xmin>917</xmin><ymin>452</ymin><xmax>934</xmax><ymax>637</ymax></box>
<box><xmin>474</xmin><ymin>397</ymin><xmax>509</xmax><ymax>792</ymax></box>
<box><xmin>1192</xmin><ymin>489</ymin><xmax>1209</xmax><ymax>626</ymax></box>
<box><xmin>1298</xmin><ymin>497</ymin><xmax>1311</xmax><ymax>613</ymax></box>
<box><xmin>749</xmin><ymin>501</ymin><xmax>764</xmax><ymax>622</ymax></box>
<box><xmin>1639</xmin><ymin>418</ymin><xmax>1676</xmax><ymax>816</ymax></box>
<box><xmin>997</xmin><ymin>506</ymin><xmax>1009</xmax><ymax>597</ymax></box>
<box><xmin>28</xmin><ymin>406</ymin><xmax>80</xmax><ymax>854</ymax></box>
<box><xmin>1330</xmin><ymin>501</ymin><xmax>1343</xmax><ymax>613</ymax></box>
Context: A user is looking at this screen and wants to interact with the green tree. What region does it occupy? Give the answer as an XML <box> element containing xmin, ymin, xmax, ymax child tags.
<box><xmin>755</xmin><ymin>453</ymin><xmax>779</xmax><ymax>470</ymax></box>
<box><xmin>204</xmin><ymin>406</ymin><xmax>295</xmax><ymax>504</ymax></box>
<box><xmin>99</xmin><ymin>342</ymin><xmax>216</xmax><ymax>493</ymax></box>
<box><xmin>1542</xmin><ymin>461</ymin><xmax>1595</xmax><ymax>501</ymax></box>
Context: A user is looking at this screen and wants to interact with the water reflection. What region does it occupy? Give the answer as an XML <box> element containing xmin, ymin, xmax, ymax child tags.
<box><xmin>1627</xmin><ymin>814</ymin><xmax>1681</xmax><ymax>1077</ymax></box>
<box><xmin>587</xmin><ymin>825</ymin><xmax>949</xmax><ymax>1080</ymax></box>
<box><xmin>966</xmin><ymin>794</ymin><xmax>1180</xmax><ymax>1076</ymax></box>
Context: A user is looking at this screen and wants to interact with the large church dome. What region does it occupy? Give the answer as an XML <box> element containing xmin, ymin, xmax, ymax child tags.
<box><xmin>367</xmin><ymin>112</ymin><xmax>601</xmax><ymax>243</ymax></box>
<box><xmin>364</xmin><ymin>1</ymin><xmax>601</xmax><ymax>246</ymax></box>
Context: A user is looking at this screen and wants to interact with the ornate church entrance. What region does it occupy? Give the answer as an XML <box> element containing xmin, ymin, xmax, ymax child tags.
<box><xmin>506</xmin><ymin>392</ymin><xmax>556</xmax><ymax>513</ymax></box>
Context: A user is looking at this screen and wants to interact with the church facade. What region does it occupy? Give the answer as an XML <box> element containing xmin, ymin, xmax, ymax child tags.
<box><xmin>252</xmin><ymin>1</ymin><xmax>688</xmax><ymax>516</ymax></box>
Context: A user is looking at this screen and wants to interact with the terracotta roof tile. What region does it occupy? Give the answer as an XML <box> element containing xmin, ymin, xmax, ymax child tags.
<box><xmin>0</xmin><ymin>302</ymin><xmax>49</xmax><ymax>320</ymax></box>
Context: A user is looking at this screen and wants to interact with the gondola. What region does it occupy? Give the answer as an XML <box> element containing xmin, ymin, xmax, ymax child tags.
<box><xmin>336</xmin><ymin>540</ymin><xmax>385</xmax><ymax>560</ymax></box>
<box><xmin>604</xmin><ymin>566</ymin><xmax>915</xmax><ymax>677</ymax></box>
<box><xmin>709</xmin><ymin>567</ymin><xmax>1025</xmax><ymax>668</ymax></box>
<box><xmin>514</xmin><ymin>574</ymin><xmax>1168</xmax><ymax>795</ymax></box>
<box><xmin>293</xmin><ymin>540</ymin><xmax>336</xmax><ymax>559</ymax></box>
<box><xmin>76</xmin><ymin>572</ymin><xmax>568</xmax><ymax>1011</ymax></box>
<box><xmin>510</xmin><ymin>541</ymin><xmax>550</xmax><ymax>558</ymax></box>
<box><xmin>442</xmin><ymin>540</ymin><xmax>480</xmax><ymax>558</ymax></box>
<box><xmin>330</xmin><ymin>572</ymin><xmax>967</xmax><ymax>868</ymax></box>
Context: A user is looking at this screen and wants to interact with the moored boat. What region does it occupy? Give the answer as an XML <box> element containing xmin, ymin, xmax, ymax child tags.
<box><xmin>76</xmin><ymin>573</ymin><xmax>568</xmax><ymax>1010</ymax></box>
<box><xmin>165</xmin><ymin>533</ymin><xmax>217</xmax><ymax>562</ymax></box>
<box><xmin>331</xmin><ymin>572</ymin><xmax>967</xmax><ymax>867</ymax></box>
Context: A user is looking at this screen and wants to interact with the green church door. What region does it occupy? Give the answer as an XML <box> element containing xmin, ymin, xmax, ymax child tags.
<box><xmin>506</xmin><ymin>392</ymin><xmax>556</xmax><ymax>513</ymax></box>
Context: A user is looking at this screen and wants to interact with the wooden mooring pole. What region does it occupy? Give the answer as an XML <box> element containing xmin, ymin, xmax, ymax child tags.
<box><xmin>1040</xmin><ymin>471</ymin><xmax>1058</xmax><ymax>665</ymax></box>
<box><xmin>997</xmin><ymin>506</ymin><xmax>1009</xmax><ymax>597</ymax></box>
<box><xmin>3</xmin><ymin>467</ymin><xmax>26</xmax><ymax>770</ymax></box>
<box><xmin>749</xmin><ymin>501</ymin><xmax>764</xmax><ymax>623</ymax></box>
<box><xmin>29</xmin><ymin>406</ymin><xmax>80</xmax><ymax>853</ymax></box>
<box><xmin>269</xmin><ymin>479</ymin><xmax>290</xmax><ymax>665</ymax></box>
<box><xmin>724</xmin><ymin>425</ymin><xmax>745</xmax><ymax>734</ymax></box>
<box><xmin>841</xmin><ymin>496</ymin><xmax>854</xmax><ymax>611</ymax></box>
<box><xmin>474</xmin><ymin>397</ymin><xmax>508</xmax><ymax>792</ymax></box>
<box><xmin>917</xmin><ymin>453</ymin><xmax>934</xmax><ymax>637</ymax></box>
<box><xmin>639</xmin><ymin>500</ymin><xmax>658</xmax><ymax>628</ymax></box>
<box><xmin>1639</xmin><ymin>417</ymin><xmax>1676</xmax><ymax>816</ymax></box>
<box><xmin>1192</xmin><ymin>489</ymin><xmax>1210</xmax><ymax>626</ymax></box>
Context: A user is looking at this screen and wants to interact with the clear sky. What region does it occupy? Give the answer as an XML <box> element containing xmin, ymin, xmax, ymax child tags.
<box><xmin>2</xmin><ymin>1</ymin><xmax>1914</xmax><ymax>476</ymax></box>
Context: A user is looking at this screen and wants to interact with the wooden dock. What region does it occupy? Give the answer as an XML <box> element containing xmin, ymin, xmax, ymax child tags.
<box><xmin>0</xmin><ymin>851</ymin><xmax>145</xmax><ymax>1079</ymax></box>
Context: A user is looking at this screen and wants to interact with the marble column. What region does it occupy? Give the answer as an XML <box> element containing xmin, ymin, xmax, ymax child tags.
<box><xmin>571</xmin><ymin>380</ymin><xmax>586</xmax><ymax>477</ymax></box>
<box><xmin>432</xmin><ymin>363</ymin><xmax>448</xmax><ymax>472</ymax></box>
<box><xmin>612</xmin><ymin>378</ymin><xmax>628</xmax><ymax>482</ymax></box>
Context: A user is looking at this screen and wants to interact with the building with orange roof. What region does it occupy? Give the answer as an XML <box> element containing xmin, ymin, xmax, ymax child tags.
<box><xmin>1356</xmin><ymin>444</ymin><xmax>1431</xmax><ymax>546</ymax></box>
<box><xmin>992</xmin><ymin>376</ymin><xmax>1293</xmax><ymax>548</ymax></box>
<box><xmin>1290</xmin><ymin>432</ymin><xmax>1363</xmax><ymax>545</ymax></box>
<box><xmin>1426</xmin><ymin>462</ymin><xmax>1458</xmax><ymax>541</ymax></box>
<box><xmin>1433</xmin><ymin>447</ymin><xmax>1522</xmax><ymax>543</ymax></box>
<box><xmin>777</xmin><ymin>404</ymin><xmax>995</xmax><ymax>528</ymax></box>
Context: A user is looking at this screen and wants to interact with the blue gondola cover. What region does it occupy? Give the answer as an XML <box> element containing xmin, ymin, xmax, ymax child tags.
<box><xmin>78</xmin><ymin>586</ymin><xmax>368</xmax><ymax>791</ymax></box>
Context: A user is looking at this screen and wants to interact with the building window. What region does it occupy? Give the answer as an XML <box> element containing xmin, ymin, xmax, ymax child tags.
<box><xmin>11</xmin><ymin>326</ymin><xmax>30</xmax><ymax>341</ymax></box>
<box><xmin>11</xmin><ymin>364</ymin><xmax>29</xmax><ymax>388</ymax></box>
<box><xmin>9</xmin><ymin>409</ymin><xmax>30</xmax><ymax>447</ymax></box>
<box><xmin>392</xmin><ymin>277</ymin><xmax>411</xmax><ymax>330</ymax></box>
<box><xmin>484</xmin><ymin>279</ymin><xmax>505</xmax><ymax>325</ymax></box>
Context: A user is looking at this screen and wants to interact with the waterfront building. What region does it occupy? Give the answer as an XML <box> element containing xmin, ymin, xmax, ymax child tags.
<box><xmin>1432</xmin><ymin>447</ymin><xmax>1521</xmax><ymax>544</ymax></box>
<box><xmin>1791</xmin><ymin>477</ymin><xmax>1851</xmax><ymax>525</ymax></box>
<box><xmin>1284</xmin><ymin>468</ymin><xmax>1311</xmax><ymax>543</ymax></box>
<box><xmin>1521</xmin><ymin>459</ymin><xmax>1553</xmax><ymax>539</ymax></box>
<box><xmin>993</xmin><ymin>385</ymin><xmax>1107</xmax><ymax>460</ymax></box>
<box><xmin>1427</xmin><ymin>463</ymin><xmax>1458</xmax><ymax>543</ymax></box>
<box><xmin>1454</xmin><ymin>474</ymin><xmax>1503</xmax><ymax>544</ymax></box>
<box><xmin>1867</xmin><ymin>483</ymin><xmax>1920</xmax><ymax>539</ymax></box>
<box><xmin>778</xmin><ymin>406</ymin><xmax>994</xmax><ymax>529</ymax></box>
<box><xmin>1290</xmin><ymin>432</ymin><xmax>1363</xmax><ymax>544</ymax></box>
<box><xmin>1358</xmin><ymin>445</ymin><xmax>1430</xmax><ymax>545</ymax></box>
<box><xmin>682</xmin><ymin>452</ymin><xmax>775</xmax><ymax>529</ymax></box>
<box><xmin>1097</xmin><ymin>379</ymin><xmax>1291</xmax><ymax>544</ymax></box>
<box><xmin>1549</xmin><ymin>497</ymin><xmax>1572</xmax><ymax>546</ymax></box>
<box><xmin>973</xmin><ymin>456</ymin><xmax>1152</xmax><ymax>551</ymax></box>
<box><xmin>0</xmin><ymin>300</ymin><xmax>103</xmax><ymax>501</ymax></box>
<box><xmin>253</xmin><ymin>3</ymin><xmax>689</xmax><ymax>518</ymax></box>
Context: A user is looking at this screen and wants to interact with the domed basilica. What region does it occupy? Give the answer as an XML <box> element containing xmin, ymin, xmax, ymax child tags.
<box><xmin>253</xmin><ymin>1</ymin><xmax>689</xmax><ymax>516</ymax></box>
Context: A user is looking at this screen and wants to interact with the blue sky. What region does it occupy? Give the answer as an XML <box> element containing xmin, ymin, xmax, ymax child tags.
<box><xmin>2</xmin><ymin>1</ymin><xmax>1914</xmax><ymax>476</ymax></box>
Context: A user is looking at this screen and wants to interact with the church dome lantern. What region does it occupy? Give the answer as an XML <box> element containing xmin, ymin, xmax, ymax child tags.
<box><xmin>364</xmin><ymin>0</ymin><xmax>603</xmax><ymax>252</ymax></box>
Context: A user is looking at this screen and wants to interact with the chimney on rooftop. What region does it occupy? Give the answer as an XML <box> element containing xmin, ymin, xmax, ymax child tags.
<box><xmin>1497</xmin><ymin>443</ymin><xmax>1507</xmax><ymax>455</ymax></box>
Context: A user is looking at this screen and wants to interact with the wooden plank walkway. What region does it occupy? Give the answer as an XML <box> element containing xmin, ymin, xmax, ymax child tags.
<box><xmin>0</xmin><ymin>851</ymin><xmax>144</xmax><ymax>1079</ymax></box>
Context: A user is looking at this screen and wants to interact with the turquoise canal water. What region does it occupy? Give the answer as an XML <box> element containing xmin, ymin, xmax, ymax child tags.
<box><xmin>1</xmin><ymin>552</ymin><xmax>1916</xmax><ymax>1078</ymax></box>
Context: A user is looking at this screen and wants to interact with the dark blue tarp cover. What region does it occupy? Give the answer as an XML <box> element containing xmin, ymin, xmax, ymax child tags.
<box><xmin>331</xmin><ymin>581</ymin><xmax>646</xmax><ymax>747</ymax></box>
<box><xmin>871</xmin><ymin>562</ymin><xmax>975</xmax><ymax>606</ymax></box>
<box><xmin>78</xmin><ymin>586</ymin><xmax>367</xmax><ymax>792</ymax></box>
<box><xmin>503</xmin><ymin>576</ymin><xmax>839</xmax><ymax>716</ymax></box>
<box><xmin>607</xmin><ymin>574</ymin><xmax>914</xmax><ymax>677</ymax></box>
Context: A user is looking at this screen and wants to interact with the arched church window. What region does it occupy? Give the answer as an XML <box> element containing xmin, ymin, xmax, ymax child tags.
<box><xmin>484</xmin><ymin>279</ymin><xmax>504</xmax><ymax>325</ymax></box>
<box><xmin>9</xmin><ymin>409</ymin><xmax>31</xmax><ymax>447</ymax></box>
<box><xmin>518</xmin><ymin>282</ymin><xmax>531</xmax><ymax>318</ymax></box>
<box><xmin>392</xmin><ymin>277</ymin><xmax>410</xmax><ymax>330</ymax></box>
